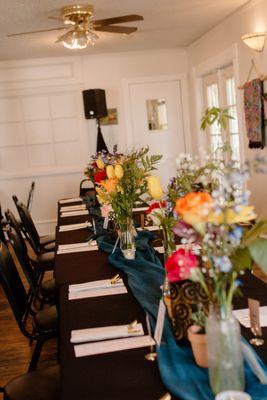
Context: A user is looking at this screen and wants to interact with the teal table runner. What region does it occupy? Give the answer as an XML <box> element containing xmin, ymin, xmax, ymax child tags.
<box><xmin>98</xmin><ymin>232</ymin><xmax>267</xmax><ymax>400</ymax></box>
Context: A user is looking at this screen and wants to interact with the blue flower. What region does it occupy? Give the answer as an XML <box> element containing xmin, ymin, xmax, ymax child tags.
<box><xmin>229</xmin><ymin>226</ymin><xmax>243</xmax><ymax>244</ymax></box>
<box><xmin>234</xmin><ymin>279</ymin><xmax>242</xmax><ymax>287</ymax></box>
<box><xmin>213</xmin><ymin>256</ymin><xmax>232</xmax><ymax>272</ymax></box>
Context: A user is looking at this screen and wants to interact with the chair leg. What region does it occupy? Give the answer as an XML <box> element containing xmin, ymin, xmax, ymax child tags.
<box><xmin>3</xmin><ymin>392</ymin><xmax>8</xmax><ymax>400</ymax></box>
<box><xmin>28</xmin><ymin>337</ymin><xmax>46</xmax><ymax>372</ymax></box>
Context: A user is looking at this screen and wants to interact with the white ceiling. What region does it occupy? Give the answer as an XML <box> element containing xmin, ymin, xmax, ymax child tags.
<box><xmin>0</xmin><ymin>0</ymin><xmax>250</xmax><ymax>61</ymax></box>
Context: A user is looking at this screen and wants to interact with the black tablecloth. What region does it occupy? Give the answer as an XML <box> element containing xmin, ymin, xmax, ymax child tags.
<box><xmin>56</xmin><ymin>203</ymin><xmax>174</xmax><ymax>400</ymax></box>
<box><xmin>56</xmin><ymin>201</ymin><xmax>267</xmax><ymax>400</ymax></box>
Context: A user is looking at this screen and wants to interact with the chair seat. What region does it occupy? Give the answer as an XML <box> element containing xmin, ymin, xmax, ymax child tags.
<box><xmin>34</xmin><ymin>305</ymin><xmax>58</xmax><ymax>333</ymax></box>
<box><xmin>4</xmin><ymin>364</ymin><xmax>60</xmax><ymax>400</ymax></box>
<box><xmin>40</xmin><ymin>278</ymin><xmax>55</xmax><ymax>300</ymax></box>
<box><xmin>40</xmin><ymin>234</ymin><xmax>55</xmax><ymax>246</ymax></box>
<box><xmin>42</xmin><ymin>241</ymin><xmax>55</xmax><ymax>253</ymax></box>
<box><xmin>30</xmin><ymin>251</ymin><xmax>55</xmax><ymax>272</ymax></box>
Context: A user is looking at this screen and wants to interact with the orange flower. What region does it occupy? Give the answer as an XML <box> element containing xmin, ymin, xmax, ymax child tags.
<box><xmin>100</xmin><ymin>178</ymin><xmax>118</xmax><ymax>193</ymax></box>
<box><xmin>175</xmin><ymin>192</ymin><xmax>213</xmax><ymax>217</ymax></box>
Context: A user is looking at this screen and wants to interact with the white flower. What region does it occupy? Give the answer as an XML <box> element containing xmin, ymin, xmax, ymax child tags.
<box><xmin>149</xmin><ymin>208</ymin><xmax>165</xmax><ymax>226</ymax></box>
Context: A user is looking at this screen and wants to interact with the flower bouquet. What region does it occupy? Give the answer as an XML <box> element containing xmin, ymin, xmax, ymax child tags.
<box><xmin>169</xmin><ymin>164</ymin><xmax>267</xmax><ymax>393</ymax></box>
<box><xmin>146</xmin><ymin>153</ymin><xmax>223</xmax><ymax>339</ymax></box>
<box><xmin>84</xmin><ymin>145</ymin><xmax>123</xmax><ymax>185</ymax></box>
<box><xmin>95</xmin><ymin>147</ymin><xmax>162</xmax><ymax>259</ymax></box>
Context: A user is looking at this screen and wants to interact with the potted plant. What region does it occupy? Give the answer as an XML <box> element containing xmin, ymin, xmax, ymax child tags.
<box><xmin>187</xmin><ymin>305</ymin><xmax>208</xmax><ymax>368</ymax></box>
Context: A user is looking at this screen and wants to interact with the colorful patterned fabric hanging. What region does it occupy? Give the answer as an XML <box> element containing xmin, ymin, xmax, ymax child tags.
<box><xmin>244</xmin><ymin>78</ymin><xmax>265</xmax><ymax>149</ymax></box>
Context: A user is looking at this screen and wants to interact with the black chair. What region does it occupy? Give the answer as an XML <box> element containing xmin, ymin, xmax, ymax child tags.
<box><xmin>0</xmin><ymin>241</ymin><xmax>57</xmax><ymax>371</ymax></box>
<box><xmin>0</xmin><ymin>203</ymin><xmax>7</xmax><ymax>245</ymax></box>
<box><xmin>5</xmin><ymin>210</ymin><xmax>54</xmax><ymax>274</ymax></box>
<box><xmin>79</xmin><ymin>178</ymin><xmax>96</xmax><ymax>203</ymax></box>
<box><xmin>27</xmin><ymin>181</ymin><xmax>35</xmax><ymax>212</ymax></box>
<box><xmin>6</xmin><ymin>227</ymin><xmax>55</xmax><ymax>305</ymax></box>
<box><xmin>12</xmin><ymin>196</ymin><xmax>55</xmax><ymax>255</ymax></box>
<box><xmin>1</xmin><ymin>364</ymin><xmax>60</xmax><ymax>400</ymax></box>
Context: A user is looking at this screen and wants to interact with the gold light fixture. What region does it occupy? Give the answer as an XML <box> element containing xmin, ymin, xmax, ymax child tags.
<box><xmin>60</xmin><ymin>27</ymin><xmax>98</xmax><ymax>49</ymax></box>
<box><xmin>7</xmin><ymin>4</ymin><xmax>144</xmax><ymax>50</ymax></box>
<box><xmin>241</xmin><ymin>32</ymin><xmax>267</xmax><ymax>52</ymax></box>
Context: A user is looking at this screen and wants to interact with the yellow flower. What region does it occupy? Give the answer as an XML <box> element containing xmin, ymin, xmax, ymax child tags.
<box><xmin>96</xmin><ymin>157</ymin><xmax>105</xmax><ymax>169</ymax></box>
<box><xmin>114</xmin><ymin>164</ymin><xmax>124</xmax><ymax>179</ymax></box>
<box><xmin>95</xmin><ymin>186</ymin><xmax>110</xmax><ymax>205</ymax></box>
<box><xmin>117</xmin><ymin>184</ymin><xmax>124</xmax><ymax>194</ymax></box>
<box><xmin>206</xmin><ymin>211</ymin><xmax>224</xmax><ymax>225</ymax></box>
<box><xmin>225</xmin><ymin>206</ymin><xmax>256</xmax><ymax>224</ymax></box>
<box><xmin>147</xmin><ymin>176</ymin><xmax>163</xmax><ymax>200</ymax></box>
<box><xmin>106</xmin><ymin>165</ymin><xmax>116</xmax><ymax>179</ymax></box>
<box><xmin>100</xmin><ymin>178</ymin><xmax>118</xmax><ymax>193</ymax></box>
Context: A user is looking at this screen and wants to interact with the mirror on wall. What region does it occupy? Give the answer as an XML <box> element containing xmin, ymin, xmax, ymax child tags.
<box><xmin>146</xmin><ymin>98</ymin><xmax>168</xmax><ymax>131</ymax></box>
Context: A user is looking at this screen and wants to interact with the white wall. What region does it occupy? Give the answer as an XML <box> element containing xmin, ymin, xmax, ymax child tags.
<box><xmin>187</xmin><ymin>0</ymin><xmax>267</xmax><ymax>218</ymax></box>
<box><xmin>0</xmin><ymin>48</ymin><xmax>188</xmax><ymax>234</ymax></box>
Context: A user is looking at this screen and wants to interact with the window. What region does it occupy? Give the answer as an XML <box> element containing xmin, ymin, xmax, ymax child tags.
<box><xmin>203</xmin><ymin>65</ymin><xmax>240</xmax><ymax>165</ymax></box>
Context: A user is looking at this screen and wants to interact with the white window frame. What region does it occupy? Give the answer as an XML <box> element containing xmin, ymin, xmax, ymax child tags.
<box><xmin>192</xmin><ymin>44</ymin><xmax>244</xmax><ymax>164</ymax></box>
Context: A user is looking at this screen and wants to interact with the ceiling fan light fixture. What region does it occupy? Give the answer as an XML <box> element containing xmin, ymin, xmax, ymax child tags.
<box><xmin>62</xmin><ymin>28</ymin><xmax>98</xmax><ymax>49</ymax></box>
<box><xmin>241</xmin><ymin>32</ymin><xmax>267</xmax><ymax>52</ymax></box>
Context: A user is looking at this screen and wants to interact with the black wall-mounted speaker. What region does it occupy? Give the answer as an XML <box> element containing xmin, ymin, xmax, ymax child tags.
<box><xmin>82</xmin><ymin>89</ymin><xmax>108</xmax><ymax>120</ymax></box>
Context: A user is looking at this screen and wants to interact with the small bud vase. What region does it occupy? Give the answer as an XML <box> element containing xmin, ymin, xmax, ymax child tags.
<box><xmin>119</xmin><ymin>219</ymin><xmax>136</xmax><ymax>260</ymax></box>
<box><xmin>206</xmin><ymin>304</ymin><xmax>245</xmax><ymax>394</ymax></box>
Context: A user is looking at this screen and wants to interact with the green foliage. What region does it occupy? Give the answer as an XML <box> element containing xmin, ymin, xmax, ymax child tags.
<box><xmin>230</xmin><ymin>246</ymin><xmax>252</xmax><ymax>272</ymax></box>
<box><xmin>242</xmin><ymin>220</ymin><xmax>267</xmax><ymax>246</ymax></box>
<box><xmin>248</xmin><ymin>238</ymin><xmax>267</xmax><ymax>273</ymax></box>
<box><xmin>167</xmin><ymin>158</ymin><xmax>220</xmax><ymax>206</ymax></box>
<box><xmin>191</xmin><ymin>304</ymin><xmax>207</xmax><ymax>330</ymax></box>
<box><xmin>109</xmin><ymin>147</ymin><xmax>162</xmax><ymax>229</ymax></box>
<box><xmin>200</xmin><ymin>107</ymin><xmax>234</xmax><ymax>131</ymax></box>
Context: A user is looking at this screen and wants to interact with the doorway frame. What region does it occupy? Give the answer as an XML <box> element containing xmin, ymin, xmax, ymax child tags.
<box><xmin>122</xmin><ymin>74</ymin><xmax>192</xmax><ymax>153</ymax></box>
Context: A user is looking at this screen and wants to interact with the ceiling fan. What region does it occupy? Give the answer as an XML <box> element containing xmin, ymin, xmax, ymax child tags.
<box><xmin>7</xmin><ymin>4</ymin><xmax>144</xmax><ymax>50</ymax></box>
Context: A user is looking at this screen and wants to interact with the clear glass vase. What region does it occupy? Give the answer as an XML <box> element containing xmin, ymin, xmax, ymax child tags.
<box><xmin>119</xmin><ymin>219</ymin><xmax>136</xmax><ymax>260</ymax></box>
<box><xmin>206</xmin><ymin>304</ymin><xmax>245</xmax><ymax>394</ymax></box>
<box><xmin>162</xmin><ymin>230</ymin><xmax>175</xmax><ymax>319</ymax></box>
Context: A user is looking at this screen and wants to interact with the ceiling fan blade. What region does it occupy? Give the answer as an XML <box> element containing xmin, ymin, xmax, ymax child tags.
<box><xmin>48</xmin><ymin>16</ymin><xmax>63</xmax><ymax>22</ymax></box>
<box><xmin>93</xmin><ymin>14</ymin><xmax>143</xmax><ymax>27</ymax></box>
<box><xmin>94</xmin><ymin>26</ymin><xmax>137</xmax><ymax>35</ymax></box>
<box><xmin>7</xmin><ymin>27</ymin><xmax>66</xmax><ymax>37</ymax></box>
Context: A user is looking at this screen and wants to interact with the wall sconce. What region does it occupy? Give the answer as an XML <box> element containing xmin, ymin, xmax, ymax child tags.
<box><xmin>241</xmin><ymin>32</ymin><xmax>267</xmax><ymax>52</ymax></box>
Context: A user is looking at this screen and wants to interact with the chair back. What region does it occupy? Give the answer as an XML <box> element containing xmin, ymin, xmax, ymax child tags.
<box><xmin>15</xmin><ymin>201</ymin><xmax>40</xmax><ymax>254</ymax></box>
<box><xmin>27</xmin><ymin>181</ymin><xmax>35</xmax><ymax>212</ymax></box>
<box><xmin>0</xmin><ymin>241</ymin><xmax>28</xmax><ymax>326</ymax></box>
<box><xmin>5</xmin><ymin>209</ymin><xmax>28</xmax><ymax>254</ymax></box>
<box><xmin>0</xmin><ymin>204</ymin><xmax>7</xmax><ymax>245</ymax></box>
<box><xmin>0</xmin><ymin>203</ymin><xmax>4</xmax><ymax>223</ymax></box>
<box><xmin>6</xmin><ymin>227</ymin><xmax>37</xmax><ymax>292</ymax></box>
<box><xmin>79</xmin><ymin>179</ymin><xmax>96</xmax><ymax>203</ymax></box>
<box><xmin>0</xmin><ymin>223</ymin><xmax>6</xmax><ymax>245</ymax></box>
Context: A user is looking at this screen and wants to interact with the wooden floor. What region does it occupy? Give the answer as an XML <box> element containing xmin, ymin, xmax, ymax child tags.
<box><xmin>0</xmin><ymin>246</ymin><xmax>57</xmax><ymax>398</ymax></box>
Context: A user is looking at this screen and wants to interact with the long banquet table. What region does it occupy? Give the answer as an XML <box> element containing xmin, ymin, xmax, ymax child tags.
<box><xmin>55</xmin><ymin>200</ymin><xmax>267</xmax><ymax>400</ymax></box>
<box><xmin>56</xmin><ymin>202</ymin><xmax>176</xmax><ymax>400</ymax></box>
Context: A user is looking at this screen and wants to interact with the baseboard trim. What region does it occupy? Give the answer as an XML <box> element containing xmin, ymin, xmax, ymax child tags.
<box><xmin>36</xmin><ymin>218</ymin><xmax>57</xmax><ymax>236</ymax></box>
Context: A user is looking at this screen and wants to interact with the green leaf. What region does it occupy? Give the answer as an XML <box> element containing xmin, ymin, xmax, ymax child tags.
<box><xmin>243</xmin><ymin>220</ymin><xmax>267</xmax><ymax>246</ymax></box>
<box><xmin>231</xmin><ymin>247</ymin><xmax>252</xmax><ymax>272</ymax></box>
<box><xmin>248</xmin><ymin>238</ymin><xmax>267</xmax><ymax>273</ymax></box>
<box><xmin>200</xmin><ymin>106</ymin><xmax>233</xmax><ymax>132</ymax></box>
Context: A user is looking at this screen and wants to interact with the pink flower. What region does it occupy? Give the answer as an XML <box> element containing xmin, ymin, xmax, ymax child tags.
<box><xmin>173</xmin><ymin>220</ymin><xmax>200</xmax><ymax>244</ymax></box>
<box><xmin>100</xmin><ymin>204</ymin><xmax>112</xmax><ymax>218</ymax></box>
<box><xmin>165</xmin><ymin>248</ymin><xmax>199</xmax><ymax>282</ymax></box>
